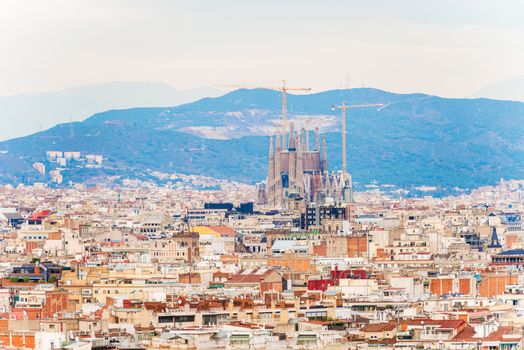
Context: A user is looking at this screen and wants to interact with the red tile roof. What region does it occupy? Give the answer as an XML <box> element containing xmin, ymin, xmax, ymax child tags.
<box><xmin>30</xmin><ymin>210</ymin><xmax>50</xmax><ymax>221</ymax></box>
<box><xmin>402</xmin><ymin>319</ymin><xmax>443</xmax><ymax>326</ymax></box>
<box><xmin>438</xmin><ymin>320</ymin><xmax>466</xmax><ymax>330</ymax></box>
<box><xmin>451</xmin><ymin>326</ymin><xmax>476</xmax><ymax>341</ymax></box>
<box><xmin>361</xmin><ymin>323</ymin><xmax>397</xmax><ymax>332</ymax></box>
<box><xmin>226</xmin><ymin>268</ymin><xmax>278</xmax><ymax>284</ymax></box>
<box><xmin>208</xmin><ymin>225</ymin><xmax>236</xmax><ymax>237</ymax></box>
<box><xmin>453</xmin><ymin>325</ymin><xmax>520</xmax><ymax>342</ymax></box>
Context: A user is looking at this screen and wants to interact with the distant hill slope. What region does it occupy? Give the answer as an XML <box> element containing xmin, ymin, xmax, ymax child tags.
<box><xmin>0</xmin><ymin>81</ymin><xmax>224</xmax><ymax>141</ymax></box>
<box><xmin>1</xmin><ymin>88</ymin><xmax>524</xmax><ymax>193</ymax></box>
<box><xmin>470</xmin><ymin>76</ymin><xmax>524</xmax><ymax>102</ymax></box>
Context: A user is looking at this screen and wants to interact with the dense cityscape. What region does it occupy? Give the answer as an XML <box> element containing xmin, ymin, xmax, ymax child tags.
<box><xmin>0</xmin><ymin>115</ymin><xmax>523</xmax><ymax>349</ymax></box>
<box><xmin>3</xmin><ymin>1</ymin><xmax>524</xmax><ymax>350</ymax></box>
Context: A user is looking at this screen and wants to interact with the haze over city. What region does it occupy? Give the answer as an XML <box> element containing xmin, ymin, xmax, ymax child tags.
<box><xmin>2</xmin><ymin>0</ymin><xmax>524</xmax><ymax>97</ymax></box>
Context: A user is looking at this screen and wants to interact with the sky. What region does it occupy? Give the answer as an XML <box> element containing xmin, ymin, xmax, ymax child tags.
<box><xmin>1</xmin><ymin>0</ymin><xmax>524</xmax><ymax>98</ymax></box>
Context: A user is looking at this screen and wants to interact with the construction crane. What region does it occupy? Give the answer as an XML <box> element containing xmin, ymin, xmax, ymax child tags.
<box><xmin>217</xmin><ymin>80</ymin><xmax>311</xmax><ymax>148</ymax></box>
<box><xmin>277</xmin><ymin>80</ymin><xmax>311</xmax><ymax>148</ymax></box>
<box><xmin>332</xmin><ymin>102</ymin><xmax>384</xmax><ymax>175</ymax></box>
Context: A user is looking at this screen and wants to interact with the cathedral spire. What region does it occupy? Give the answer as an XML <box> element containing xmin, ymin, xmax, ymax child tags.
<box><xmin>314</xmin><ymin>127</ymin><xmax>320</xmax><ymax>151</ymax></box>
<box><xmin>268</xmin><ymin>134</ymin><xmax>274</xmax><ymax>159</ymax></box>
<box><xmin>288</xmin><ymin>122</ymin><xmax>295</xmax><ymax>150</ymax></box>
<box><xmin>321</xmin><ymin>135</ymin><xmax>328</xmax><ymax>174</ymax></box>
<box><xmin>305</xmin><ymin>127</ymin><xmax>310</xmax><ymax>151</ymax></box>
<box><xmin>274</xmin><ymin>132</ymin><xmax>282</xmax><ymax>207</ymax></box>
<box><xmin>268</xmin><ymin>134</ymin><xmax>274</xmax><ymax>183</ymax></box>
<box><xmin>296</xmin><ymin>138</ymin><xmax>304</xmax><ymax>196</ymax></box>
<box><xmin>488</xmin><ymin>227</ymin><xmax>502</xmax><ymax>249</ymax></box>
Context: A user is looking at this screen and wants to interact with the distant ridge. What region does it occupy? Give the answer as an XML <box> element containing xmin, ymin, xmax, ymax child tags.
<box><xmin>470</xmin><ymin>76</ymin><xmax>524</xmax><ymax>102</ymax></box>
<box><xmin>0</xmin><ymin>81</ymin><xmax>224</xmax><ymax>141</ymax></box>
<box><xmin>1</xmin><ymin>87</ymin><xmax>523</xmax><ymax>194</ymax></box>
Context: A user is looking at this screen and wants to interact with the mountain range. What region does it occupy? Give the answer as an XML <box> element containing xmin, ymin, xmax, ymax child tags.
<box><xmin>1</xmin><ymin>87</ymin><xmax>523</xmax><ymax>195</ymax></box>
<box><xmin>0</xmin><ymin>81</ymin><xmax>224</xmax><ymax>141</ymax></box>
<box><xmin>470</xmin><ymin>76</ymin><xmax>524</xmax><ymax>102</ymax></box>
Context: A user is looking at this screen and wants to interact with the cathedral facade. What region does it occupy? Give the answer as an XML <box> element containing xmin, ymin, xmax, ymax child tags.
<box><xmin>264</xmin><ymin>124</ymin><xmax>352</xmax><ymax>209</ymax></box>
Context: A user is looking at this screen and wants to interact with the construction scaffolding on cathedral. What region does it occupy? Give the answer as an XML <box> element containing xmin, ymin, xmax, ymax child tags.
<box><xmin>260</xmin><ymin>122</ymin><xmax>353</xmax><ymax>210</ymax></box>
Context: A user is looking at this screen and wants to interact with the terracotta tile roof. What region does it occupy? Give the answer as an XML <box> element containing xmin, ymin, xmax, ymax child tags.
<box><xmin>144</xmin><ymin>302</ymin><xmax>166</xmax><ymax>312</ymax></box>
<box><xmin>132</xmin><ymin>233</ymin><xmax>149</xmax><ymax>241</ymax></box>
<box><xmin>452</xmin><ymin>326</ymin><xmax>476</xmax><ymax>341</ymax></box>
<box><xmin>402</xmin><ymin>319</ymin><xmax>443</xmax><ymax>326</ymax></box>
<box><xmin>225</xmin><ymin>268</ymin><xmax>277</xmax><ymax>284</ymax></box>
<box><xmin>484</xmin><ymin>326</ymin><xmax>520</xmax><ymax>342</ymax></box>
<box><xmin>213</xmin><ymin>271</ymin><xmax>230</xmax><ymax>278</ymax></box>
<box><xmin>193</xmin><ymin>225</ymin><xmax>236</xmax><ymax>237</ymax></box>
<box><xmin>208</xmin><ymin>225</ymin><xmax>236</xmax><ymax>237</ymax></box>
<box><xmin>438</xmin><ymin>320</ymin><xmax>466</xmax><ymax>330</ymax></box>
<box><xmin>227</xmin><ymin>321</ymin><xmax>264</xmax><ymax>329</ymax></box>
<box><xmin>30</xmin><ymin>210</ymin><xmax>50</xmax><ymax>221</ymax></box>
<box><xmin>361</xmin><ymin>323</ymin><xmax>397</xmax><ymax>332</ymax></box>
<box><xmin>453</xmin><ymin>325</ymin><xmax>520</xmax><ymax>342</ymax></box>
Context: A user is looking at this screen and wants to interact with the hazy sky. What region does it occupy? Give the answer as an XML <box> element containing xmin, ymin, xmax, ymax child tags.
<box><xmin>1</xmin><ymin>0</ymin><xmax>523</xmax><ymax>97</ymax></box>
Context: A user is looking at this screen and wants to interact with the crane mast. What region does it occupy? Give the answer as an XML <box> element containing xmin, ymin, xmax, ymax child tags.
<box><xmin>217</xmin><ymin>81</ymin><xmax>311</xmax><ymax>149</ymax></box>
<box><xmin>277</xmin><ymin>80</ymin><xmax>311</xmax><ymax>148</ymax></box>
<box><xmin>332</xmin><ymin>102</ymin><xmax>383</xmax><ymax>176</ymax></box>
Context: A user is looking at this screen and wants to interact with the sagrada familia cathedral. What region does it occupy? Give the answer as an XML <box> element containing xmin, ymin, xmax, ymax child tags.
<box><xmin>256</xmin><ymin>81</ymin><xmax>367</xmax><ymax>209</ymax></box>
<box><xmin>261</xmin><ymin>123</ymin><xmax>353</xmax><ymax>209</ymax></box>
